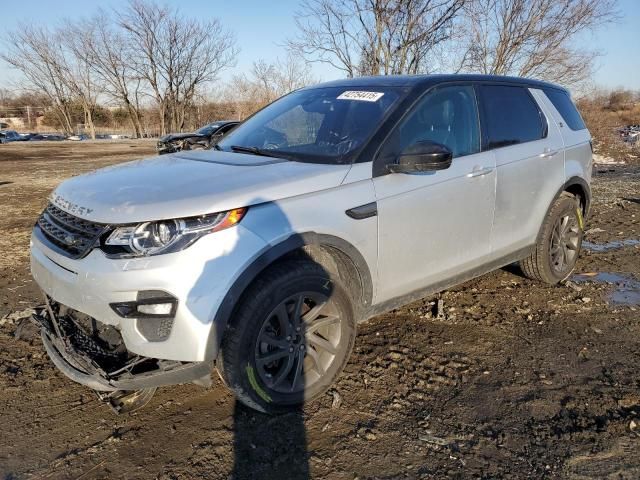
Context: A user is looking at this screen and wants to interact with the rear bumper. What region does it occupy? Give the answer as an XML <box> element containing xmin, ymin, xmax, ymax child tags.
<box><xmin>33</xmin><ymin>304</ymin><xmax>213</xmax><ymax>391</ymax></box>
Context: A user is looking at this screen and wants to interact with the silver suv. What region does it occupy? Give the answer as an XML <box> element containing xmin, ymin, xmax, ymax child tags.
<box><xmin>30</xmin><ymin>75</ymin><xmax>592</xmax><ymax>413</ymax></box>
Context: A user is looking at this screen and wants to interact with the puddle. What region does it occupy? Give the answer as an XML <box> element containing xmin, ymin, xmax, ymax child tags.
<box><xmin>571</xmin><ymin>272</ymin><xmax>640</xmax><ymax>306</ymax></box>
<box><xmin>582</xmin><ymin>239</ymin><xmax>640</xmax><ymax>253</ymax></box>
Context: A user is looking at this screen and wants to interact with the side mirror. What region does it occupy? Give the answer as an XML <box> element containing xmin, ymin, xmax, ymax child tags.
<box><xmin>387</xmin><ymin>141</ymin><xmax>453</xmax><ymax>174</ymax></box>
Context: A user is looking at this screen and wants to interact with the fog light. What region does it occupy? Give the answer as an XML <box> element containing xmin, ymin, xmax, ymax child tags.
<box><xmin>137</xmin><ymin>303</ymin><xmax>173</xmax><ymax>315</ymax></box>
<box><xmin>110</xmin><ymin>290</ymin><xmax>177</xmax><ymax>319</ymax></box>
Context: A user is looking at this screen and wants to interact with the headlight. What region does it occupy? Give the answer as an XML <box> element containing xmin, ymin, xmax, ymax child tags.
<box><xmin>104</xmin><ymin>208</ymin><xmax>246</xmax><ymax>257</ymax></box>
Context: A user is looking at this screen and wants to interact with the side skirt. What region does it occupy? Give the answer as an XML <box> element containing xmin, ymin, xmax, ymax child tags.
<box><xmin>363</xmin><ymin>246</ymin><xmax>533</xmax><ymax>321</ymax></box>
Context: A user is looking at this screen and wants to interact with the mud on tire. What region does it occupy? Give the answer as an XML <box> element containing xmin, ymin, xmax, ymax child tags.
<box><xmin>218</xmin><ymin>260</ymin><xmax>356</xmax><ymax>414</ymax></box>
<box><xmin>520</xmin><ymin>192</ymin><xmax>584</xmax><ymax>284</ymax></box>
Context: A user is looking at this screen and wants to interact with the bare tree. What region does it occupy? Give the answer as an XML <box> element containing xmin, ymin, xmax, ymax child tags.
<box><xmin>2</xmin><ymin>25</ymin><xmax>75</xmax><ymax>134</ymax></box>
<box><xmin>58</xmin><ymin>30</ymin><xmax>101</xmax><ymax>139</ymax></box>
<box><xmin>117</xmin><ymin>0</ymin><xmax>238</xmax><ymax>134</ymax></box>
<box><xmin>455</xmin><ymin>0</ymin><xmax>619</xmax><ymax>85</ymax></box>
<box><xmin>67</xmin><ymin>14</ymin><xmax>145</xmax><ymax>137</ymax></box>
<box><xmin>2</xmin><ymin>24</ymin><xmax>105</xmax><ymax>138</ymax></box>
<box><xmin>225</xmin><ymin>54</ymin><xmax>317</xmax><ymax>119</ymax></box>
<box><xmin>250</xmin><ymin>60</ymin><xmax>280</xmax><ymax>105</ymax></box>
<box><xmin>274</xmin><ymin>53</ymin><xmax>318</xmax><ymax>94</ymax></box>
<box><xmin>287</xmin><ymin>0</ymin><xmax>466</xmax><ymax>77</ymax></box>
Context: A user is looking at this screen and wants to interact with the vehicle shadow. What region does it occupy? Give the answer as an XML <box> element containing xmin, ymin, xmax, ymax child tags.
<box><xmin>501</xmin><ymin>262</ymin><xmax>526</xmax><ymax>278</ymax></box>
<box><xmin>232</xmin><ymin>402</ymin><xmax>309</xmax><ymax>479</ymax></box>
<box><xmin>185</xmin><ymin>199</ymin><xmax>332</xmax><ymax>479</ymax></box>
<box><xmin>229</xmin><ymin>245</ymin><xmax>316</xmax><ymax>479</ymax></box>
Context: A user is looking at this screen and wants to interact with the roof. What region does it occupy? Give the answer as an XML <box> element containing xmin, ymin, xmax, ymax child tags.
<box><xmin>305</xmin><ymin>74</ymin><xmax>566</xmax><ymax>92</ymax></box>
<box><xmin>208</xmin><ymin>120</ymin><xmax>239</xmax><ymax>126</ymax></box>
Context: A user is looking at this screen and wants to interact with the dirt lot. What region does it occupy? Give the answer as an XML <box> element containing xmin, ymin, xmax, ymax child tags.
<box><xmin>0</xmin><ymin>141</ymin><xmax>639</xmax><ymax>479</ymax></box>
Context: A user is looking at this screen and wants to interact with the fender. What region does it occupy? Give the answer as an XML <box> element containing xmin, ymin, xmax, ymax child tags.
<box><xmin>533</xmin><ymin>176</ymin><xmax>591</xmax><ymax>246</ymax></box>
<box><xmin>204</xmin><ymin>232</ymin><xmax>373</xmax><ymax>360</ymax></box>
<box><xmin>561</xmin><ymin>176</ymin><xmax>591</xmax><ymax>218</ymax></box>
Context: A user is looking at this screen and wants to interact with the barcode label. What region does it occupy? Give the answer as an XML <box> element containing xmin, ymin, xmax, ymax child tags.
<box><xmin>337</xmin><ymin>91</ymin><xmax>384</xmax><ymax>102</ymax></box>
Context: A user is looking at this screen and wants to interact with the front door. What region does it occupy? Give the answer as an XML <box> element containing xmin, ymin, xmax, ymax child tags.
<box><xmin>373</xmin><ymin>84</ymin><xmax>496</xmax><ymax>304</ymax></box>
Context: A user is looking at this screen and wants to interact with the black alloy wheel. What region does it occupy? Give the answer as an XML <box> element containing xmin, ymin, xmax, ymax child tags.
<box><xmin>218</xmin><ymin>261</ymin><xmax>356</xmax><ymax>414</ymax></box>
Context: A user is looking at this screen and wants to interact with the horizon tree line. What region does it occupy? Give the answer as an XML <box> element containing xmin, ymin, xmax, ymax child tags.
<box><xmin>1</xmin><ymin>0</ymin><xmax>619</xmax><ymax>137</ymax></box>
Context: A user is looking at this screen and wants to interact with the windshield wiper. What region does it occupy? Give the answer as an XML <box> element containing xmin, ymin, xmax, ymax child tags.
<box><xmin>230</xmin><ymin>145</ymin><xmax>281</xmax><ymax>158</ymax></box>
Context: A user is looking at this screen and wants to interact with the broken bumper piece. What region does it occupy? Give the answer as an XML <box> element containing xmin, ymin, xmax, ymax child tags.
<box><xmin>32</xmin><ymin>299</ymin><xmax>213</xmax><ymax>393</ymax></box>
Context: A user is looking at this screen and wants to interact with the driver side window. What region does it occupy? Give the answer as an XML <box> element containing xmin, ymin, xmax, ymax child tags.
<box><xmin>380</xmin><ymin>85</ymin><xmax>480</xmax><ymax>163</ymax></box>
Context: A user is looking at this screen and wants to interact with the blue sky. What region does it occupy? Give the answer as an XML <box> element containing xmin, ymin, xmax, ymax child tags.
<box><xmin>1</xmin><ymin>0</ymin><xmax>639</xmax><ymax>91</ymax></box>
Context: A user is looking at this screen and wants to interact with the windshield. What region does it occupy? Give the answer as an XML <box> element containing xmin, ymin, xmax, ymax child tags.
<box><xmin>217</xmin><ymin>86</ymin><xmax>405</xmax><ymax>164</ymax></box>
<box><xmin>196</xmin><ymin>124</ymin><xmax>217</xmax><ymax>136</ymax></box>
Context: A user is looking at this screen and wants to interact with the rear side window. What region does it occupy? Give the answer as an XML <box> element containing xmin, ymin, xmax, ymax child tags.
<box><xmin>544</xmin><ymin>88</ymin><xmax>586</xmax><ymax>131</ymax></box>
<box><xmin>479</xmin><ymin>85</ymin><xmax>546</xmax><ymax>149</ymax></box>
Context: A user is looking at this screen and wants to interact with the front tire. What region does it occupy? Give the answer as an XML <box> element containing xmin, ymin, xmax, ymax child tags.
<box><xmin>520</xmin><ymin>193</ymin><xmax>584</xmax><ymax>284</ymax></box>
<box><xmin>218</xmin><ymin>261</ymin><xmax>356</xmax><ymax>414</ymax></box>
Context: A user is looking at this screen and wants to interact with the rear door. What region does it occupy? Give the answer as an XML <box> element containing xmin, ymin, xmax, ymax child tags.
<box><xmin>373</xmin><ymin>84</ymin><xmax>496</xmax><ymax>304</ymax></box>
<box><xmin>478</xmin><ymin>84</ymin><xmax>565</xmax><ymax>257</ymax></box>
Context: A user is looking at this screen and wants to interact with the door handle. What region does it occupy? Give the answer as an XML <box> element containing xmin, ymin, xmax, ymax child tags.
<box><xmin>467</xmin><ymin>166</ymin><xmax>493</xmax><ymax>178</ymax></box>
<box><xmin>539</xmin><ymin>148</ymin><xmax>559</xmax><ymax>158</ymax></box>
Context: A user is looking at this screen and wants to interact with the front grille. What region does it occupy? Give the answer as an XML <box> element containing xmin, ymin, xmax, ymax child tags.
<box><xmin>36</xmin><ymin>204</ymin><xmax>107</xmax><ymax>258</ymax></box>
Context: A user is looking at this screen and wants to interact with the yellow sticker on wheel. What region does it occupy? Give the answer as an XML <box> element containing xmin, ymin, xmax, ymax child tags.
<box><xmin>246</xmin><ymin>364</ymin><xmax>272</xmax><ymax>403</ymax></box>
<box><xmin>576</xmin><ymin>207</ymin><xmax>584</xmax><ymax>230</ymax></box>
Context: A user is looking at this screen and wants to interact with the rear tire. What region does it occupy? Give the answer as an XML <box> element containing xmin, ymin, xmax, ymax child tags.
<box><xmin>520</xmin><ymin>193</ymin><xmax>584</xmax><ymax>284</ymax></box>
<box><xmin>218</xmin><ymin>261</ymin><xmax>356</xmax><ymax>414</ymax></box>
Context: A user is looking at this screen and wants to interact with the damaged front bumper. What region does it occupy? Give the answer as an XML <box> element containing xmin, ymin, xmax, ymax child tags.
<box><xmin>33</xmin><ymin>298</ymin><xmax>213</xmax><ymax>393</ymax></box>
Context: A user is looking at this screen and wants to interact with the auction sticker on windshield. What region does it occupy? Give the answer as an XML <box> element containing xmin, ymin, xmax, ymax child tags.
<box><xmin>337</xmin><ymin>91</ymin><xmax>384</xmax><ymax>102</ymax></box>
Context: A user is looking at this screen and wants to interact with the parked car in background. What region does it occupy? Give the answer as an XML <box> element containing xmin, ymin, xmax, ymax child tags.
<box><xmin>30</xmin><ymin>75</ymin><xmax>591</xmax><ymax>414</ymax></box>
<box><xmin>67</xmin><ymin>134</ymin><xmax>89</xmax><ymax>141</ymax></box>
<box><xmin>0</xmin><ymin>130</ymin><xmax>21</xmax><ymax>144</ymax></box>
<box><xmin>156</xmin><ymin>120</ymin><xmax>239</xmax><ymax>154</ymax></box>
<box><xmin>28</xmin><ymin>134</ymin><xmax>66</xmax><ymax>141</ymax></box>
<box><xmin>619</xmin><ymin>124</ymin><xmax>640</xmax><ymax>145</ymax></box>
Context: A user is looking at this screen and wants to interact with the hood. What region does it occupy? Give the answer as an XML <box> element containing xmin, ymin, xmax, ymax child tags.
<box><xmin>50</xmin><ymin>150</ymin><xmax>352</xmax><ymax>223</ymax></box>
<box><xmin>158</xmin><ymin>132</ymin><xmax>205</xmax><ymax>142</ymax></box>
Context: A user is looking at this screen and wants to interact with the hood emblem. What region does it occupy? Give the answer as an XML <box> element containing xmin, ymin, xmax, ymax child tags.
<box><xmin>51</xmin><ymin>194</ymin><xmax>94</xmax><ymax>217</ymax></box>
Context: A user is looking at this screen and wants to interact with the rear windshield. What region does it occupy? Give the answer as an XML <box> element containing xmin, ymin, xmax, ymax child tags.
<box><xmin>217</xmin><ymin>86</ymin><xmax>405</xmax><ymax>164</ymax></box>
<box><xmin>544</xmin><ymin>89</ymin><xmax>586</xmax><ymax>131</ymax></box>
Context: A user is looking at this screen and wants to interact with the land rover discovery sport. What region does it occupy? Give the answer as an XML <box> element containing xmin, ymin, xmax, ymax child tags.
<box><xmin>30</xmin><ymin>74</ymin><xmax>592</xmax><ymax>413</ymax></box>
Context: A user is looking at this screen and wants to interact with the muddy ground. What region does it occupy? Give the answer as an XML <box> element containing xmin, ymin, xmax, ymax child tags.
<box><xmin>0</xmin><ymin>141</ymin><xmax>638</xmax><ymax>480</ymax></box>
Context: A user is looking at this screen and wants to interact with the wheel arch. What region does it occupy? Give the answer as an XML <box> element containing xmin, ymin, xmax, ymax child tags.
<box><xmin>205</xmin><ymin>232</ymin><xmax>373</xmax><ymax>360</ymax></box>
<box><xmin>531</xmin><ymin>176</ymin><xmax>591</xmax><ymax>249</ymax></box>
<box><xmin>560</xmin><ymin>176</ymin><xmax>591</xmax><ymax>218</ymax></box>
